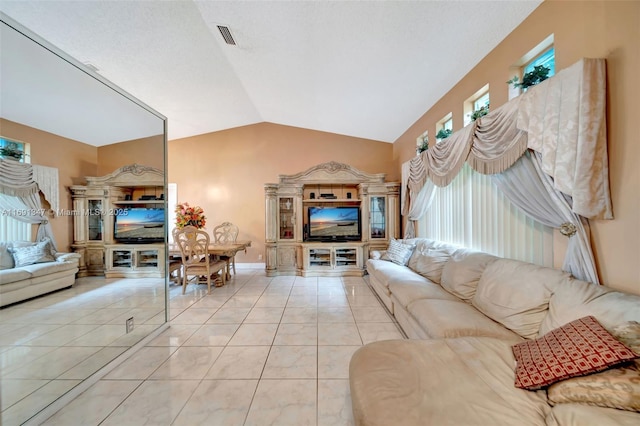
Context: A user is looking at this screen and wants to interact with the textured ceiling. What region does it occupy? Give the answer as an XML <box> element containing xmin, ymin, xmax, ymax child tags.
<box><xmin>0</xmin><ymin>1</ymin><xmax>542</xmax><ymax>145</ymax></box>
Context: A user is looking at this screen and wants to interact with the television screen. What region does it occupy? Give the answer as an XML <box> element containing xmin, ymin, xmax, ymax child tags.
<box><xmin>307</xmin><ymin>206</ymin><xmax>361</xmax><ymax>241</ymax></box>
<box><xmin>114</xmin><ymin>208</ymin><xmax>165</xmax><ymax>243</ymax></box>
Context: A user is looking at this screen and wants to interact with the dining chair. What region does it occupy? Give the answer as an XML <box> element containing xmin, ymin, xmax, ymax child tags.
<box><xmin>168</xmin><ymin>227</ymin><xmax>183</xmax><ymax>285</ymax></box>
<box><xmin>212</xmin><ymin>221</ymin><xmax>240</xmax><ymax>276</ymax></box>
<box><xmin>174</xmin><ymin>225</ymin><xmax>226</xmax><ymax>294</ymax></box>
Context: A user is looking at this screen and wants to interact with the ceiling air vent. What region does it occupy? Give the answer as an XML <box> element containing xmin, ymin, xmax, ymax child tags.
<box><xmin>217</xmin><ymin>25</ymin><xmax>236</xmax><ymax>46</ymax></box>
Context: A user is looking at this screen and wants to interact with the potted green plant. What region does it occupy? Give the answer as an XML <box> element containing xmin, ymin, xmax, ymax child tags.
<box><xmin>470</xmin><ymin>104</ymin><xmax>490</xmax><ymax>122</ymax></box>
<box><xmin>507</xmin><ymin>65</ymin><xmax>551</xmax><ymax>90</ymax></box>
<box><xmin>417</xmin><ymin>135</ymin><xmax>429</xmax><ymax>154</ymax></box>
<box><xmin>0</xmin><ymin>146</ymin><xmax>26</xmax><ymax>161</ymax></box>
<box><xmin>436</xmin><ymin>128</ymin><xmax>452</xmax><ymax>140</ymax></box>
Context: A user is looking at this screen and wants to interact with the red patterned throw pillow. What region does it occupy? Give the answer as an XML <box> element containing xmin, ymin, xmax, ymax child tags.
<box><xmin>512</xmin><ymin>316</ymin><xmax>638</xmax><ymax>390</ymax></box>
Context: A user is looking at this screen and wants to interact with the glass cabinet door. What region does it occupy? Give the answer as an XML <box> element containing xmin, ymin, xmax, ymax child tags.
<box><xmin>87</xmin><ymin>199</ymin><xmax>103</xmax><ymax>241</ymax></box>
<box><xmin>279</xmin><ymin>197</ymin><xmax>294</xmax><ymax>240</ymax></box>
<box><xmin>370</xmin><ymin>196</ymin><xmax>386</xmax><ymax>239</ymax></box>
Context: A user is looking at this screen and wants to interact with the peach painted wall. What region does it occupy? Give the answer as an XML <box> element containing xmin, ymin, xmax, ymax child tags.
<box><xmin>0</xmin><ymin>118</ymin><xmax>97</xmax><ymax>251</ymax></box>
<box><xmin>392</xmin><ymin>1</ymin><xmax>640</xmax><ymax>294</ymax></box>
<box><xmin>168</xmin><ymin>122</ymin><xmax>395</xmax><ymax>264</ymax></box>
<box><xmin>97</xmin><ymin>134</ymin><xmax>165</xmax><ymax>176</ymax></box>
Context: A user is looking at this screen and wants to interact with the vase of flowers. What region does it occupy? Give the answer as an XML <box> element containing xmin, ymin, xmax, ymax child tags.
<box><xmin>175</xmin><ymin>202</ymin><xmax>206</xmax><ymax>229</ymax></box>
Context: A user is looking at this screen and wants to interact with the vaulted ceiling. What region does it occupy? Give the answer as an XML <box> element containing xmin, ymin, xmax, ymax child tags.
<box><xmin>0</xmin><ymin>1</ymin><xmax>542</xmax><ymax>145</ymax></box>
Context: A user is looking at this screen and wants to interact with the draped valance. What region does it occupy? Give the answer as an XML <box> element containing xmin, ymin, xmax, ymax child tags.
<box><xmin>0</xmin><ymin>158</ymin><xmax>58</xmax><ymax>247</ymax></box>
<box><xmin>405</xmin><ymin>58</ymin><xmax>611</xmax><ymax>221</ymax></box>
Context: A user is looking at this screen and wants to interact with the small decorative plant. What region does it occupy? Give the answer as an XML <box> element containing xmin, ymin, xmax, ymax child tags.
<box><xmin>417</xmin><ymin>135</ymin><xmax>429</xmax><ymax>154</ymax></box>
<box><xmin>470</xmin><ymin>104</ymin><xmax>490</xmax><ymax>122</ymax></box>
<box><xmin>436</xmin><ymin>128</ymin><xmax>452</xmax><ymax>140</ymax></box>
<box><xmin>507</xmin><ymin>65</ymin><xmax>551</xmax><ymax>90</ymax></box>
<box><xmin>0</xmin><ymin>146</ymin><xmax>26</xmax><ymax>160</ymax></box>
<box><xmin>175</xmin><ymin>202</ymin><xmax>206</xmax><ymax>229</ymax></box>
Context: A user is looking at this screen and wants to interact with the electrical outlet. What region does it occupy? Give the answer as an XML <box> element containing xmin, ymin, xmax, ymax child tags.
<box><xmin>126</xmin><ymin>317</ymin><xmax>134</xmax><ymax>333</ymax></box>
<box><xmin>258</xmin><ymin>254</ymin><xmax>263</xmax><ymax>260</ymax></box>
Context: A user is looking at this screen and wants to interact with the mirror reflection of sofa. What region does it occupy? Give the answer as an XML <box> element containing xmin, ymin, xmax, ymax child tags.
<box><xmin>350</xmin><ymin>238</ymin><xmax>640</xmax><ymax>426</ymax></box>
<box><xmin>0</xmin><ymin>240</ymin><xmax>80</xmax><ymax>307</ymax></box>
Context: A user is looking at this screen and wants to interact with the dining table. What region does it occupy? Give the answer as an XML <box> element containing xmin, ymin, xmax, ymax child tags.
<box><xmin>168</xmin><ymin>240</ymin><xmax>252</xmax><ymax>281</ymax></box>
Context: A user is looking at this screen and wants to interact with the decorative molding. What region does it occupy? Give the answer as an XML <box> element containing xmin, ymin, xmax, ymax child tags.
<box><xmin>85</xmin><ymin>163</ymin><xmax>164</xmax><ymax>186</ymax></box>
<box><xmin>278</xmin><ymin>161</ymin><xmax>386</xmax><ymax>184</ymax></box>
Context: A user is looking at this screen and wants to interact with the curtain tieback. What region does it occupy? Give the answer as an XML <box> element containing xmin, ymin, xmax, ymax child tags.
<box><xmin>559</xmin><ymin>222</ymin><xmax>577</xmax><ymax>237</ymax></box>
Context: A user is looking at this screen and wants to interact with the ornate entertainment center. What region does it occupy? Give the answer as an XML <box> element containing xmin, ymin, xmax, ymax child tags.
<box><xmin>264</xmin><ymin>161</ymin><xmax>400</xmax><ymax>277</ymax></box>
<box><xmin>70</xmin><ymin>164</ymin><xmax>166</xmax><ymax>278</ymax></box>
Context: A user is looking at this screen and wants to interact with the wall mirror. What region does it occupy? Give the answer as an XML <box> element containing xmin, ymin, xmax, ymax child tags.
<box><xmin>0</xmin><ymin>13</ymin><xmax>168</xmax><ymax>425</ymax></box>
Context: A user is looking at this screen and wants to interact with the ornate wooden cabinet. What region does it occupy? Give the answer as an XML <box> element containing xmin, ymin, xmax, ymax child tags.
<box><xmin>265</xmin><ymin>161</ymin><xmax>400</xmax><ymax>277</ymax></box>
<box><xmin>70</xmin><ymin>164</ymin><xmax>165</xmax><ymax>278</ymax></box>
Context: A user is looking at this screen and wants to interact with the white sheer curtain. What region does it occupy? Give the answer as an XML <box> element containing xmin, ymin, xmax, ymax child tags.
<box><xmin>493</xmin><ymin>151</ymin><xmax>599</xmax><ymax>283</ymax></box>
<box><xmin>420</xmin><ymin>163</ymin><xmax>553</xmax><ymax>267</ymax></box>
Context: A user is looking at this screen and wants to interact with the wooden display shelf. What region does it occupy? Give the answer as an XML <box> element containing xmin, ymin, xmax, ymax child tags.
<box><xmin>302</xmin><ymin>199</ymin><xmax>360</xmax><ymax>203</ymax></box>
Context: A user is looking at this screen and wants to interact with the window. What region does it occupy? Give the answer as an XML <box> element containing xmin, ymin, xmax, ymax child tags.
<box><xmin>418</xmin><ymin>164</ymin><xmax>553</xmax><ymax>267</ymax></box>
<box><xmin>436</xmin><ymin>113</ymin><xmax>453</xmax><ymax>141</ymax></box>
<box><xmin>508</xmin><ymin>35</ymin><xmax>555</xmax><ymax>100</ymax></box>
<box><xmin>524</xmin><ymin>47</ymin><xmax>555</xmax><ymax>77</ymax></box>
<box><xmin>416</xmin><ymin>130</ymin><xmax>429</xmax><ymax>154</ymax></box>
<box><xmin>473</xmin><ymin>92</ymin><xmax>490</xmax><ymax>112</ymax></box>
<box><xmin>0</xmin><ymin>137</ymin><xmax>30</xmax><ymax>163</ymax></box>
<box><xmin>464</xmin><ymin>85</ymin><xmax>490</xmax><ymax>126</ymax></box>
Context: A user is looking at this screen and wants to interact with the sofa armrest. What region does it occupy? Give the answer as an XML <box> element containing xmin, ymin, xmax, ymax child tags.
<box><xmin>55</xmin><ymin>252</ymin><xmax>81</xmax><ymax>267</ymax></box>
<box><xmin>370</xmin><ymin>250</ymin><xmax>386</xmax><ymax>260</ymax></box>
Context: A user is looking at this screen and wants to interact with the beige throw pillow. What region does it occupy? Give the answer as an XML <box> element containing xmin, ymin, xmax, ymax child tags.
<box><xmin>547</xmin><ymin>321</ymin><xmax>640</xmax><ymax>412</ymax></box>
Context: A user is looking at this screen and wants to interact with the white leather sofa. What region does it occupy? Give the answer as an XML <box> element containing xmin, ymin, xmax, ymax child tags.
<box><xmin>350</xmin><ymin>238</ymin><xmax>640</xmax><ymax>426</ymax></box>
<box><xmin>0</xmin><ymin>241</ymin><xmax>80</xmax><ymax>307</ymax></box>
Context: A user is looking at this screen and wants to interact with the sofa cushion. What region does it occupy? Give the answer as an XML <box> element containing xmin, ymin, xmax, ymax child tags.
<box><xmin>545</xmin><ymin>403</ymin><xmax>640</xmax><ymax>426</ymax></box>
<box><xmin>472</xmin><ymin>259</ymin><xmax>571</xmax><ymax>339</ymax></box>
<box><xmin>8</xmin><ymin>240</ymin><xmax>55</xmax><ymax>267</ymax></box>
<box><xmin>407</xmin><ymin>299</ymin><xmax>523</xmax><ymax>341</ymax></box>
<box><xmin>0</xmin><ymin>241</ymin><xmax>35</xmax><ymax>270</ymax></box>
<box><xmin>440</xmin><ymin>248</ymin><xmax>498</xmax><ymax>301</ymax></box>
<box><xmin>0</xmin><ymin>268</ymin><xmax>32</xmax><ymax>286</ymax></box>
<box><xmin>512</xmin><ymin>316</ymin><xmax>638</xmax><ymax>391</ymax></box>
<box><xmin>20</xmin><ymin>260</ymin><xmax>77</xmax><ymax>278</ymax></box>
<box><xmin>539</xmin><ymin>280</ymin><xmax>640</xmax><ymax>337</ymax></box>
<box><xmin>366</xmin><ymin>258</ymin><xmax>422</xmax><ymax>290</ymax></box>
<box><xmin>381</xmin><ymin>239</ymin><xmax>415</xmax><ymax>266</ymax></box>
<box><xmin>350</xmin><ymin>337</ymin><xmax>550</xmax><ymax>426</ymax></box>
<box><xmin>389</xmin><ymin>276</ymin><xmax>460</xmax><ymax>309</ymax></box>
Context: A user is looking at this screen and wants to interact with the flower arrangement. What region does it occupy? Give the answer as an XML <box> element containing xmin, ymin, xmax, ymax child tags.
<box><xmin>175</xmin><ymin>202</ymin><xmax>206</xmax><ymax>229</ymax></box>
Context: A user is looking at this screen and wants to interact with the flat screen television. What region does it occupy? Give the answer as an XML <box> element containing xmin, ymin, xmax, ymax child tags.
<box><xmin>306</xmin><ymin>206</ymin><xmax>361</xmax><ymax>242</ymax></box>
<box><xmin>114</xmin><ymin>208</ymin><xmax>165</xmax><ymax>243</ymax></box>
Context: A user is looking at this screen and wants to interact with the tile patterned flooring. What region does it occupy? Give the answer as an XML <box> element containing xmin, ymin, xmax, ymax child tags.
<box><xmin>2</xmin><ymin>269</ymin><xmax>404</xmax><ymax>425</ymax></box>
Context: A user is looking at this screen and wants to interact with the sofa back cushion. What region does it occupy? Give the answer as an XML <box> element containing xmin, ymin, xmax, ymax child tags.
<box><xmin>0</xmin><ymin>241</ymin><xmax>37</xmax><ymax>270</ymax></box>
<box><xmin>539</xmin><ymin>279</ymin><xmax>640</xmax><ymax>336</ymax></box>
<box><xmin>472</xmin><ymin>258</ymin><xmax>571</xmax><ymax>339</ymax></box>
<box><xmin>440</xmin><ymin>248</ymin><xmax>498</xmax><ymax>301</ymax></box>
<box><xmin>406</xmin><ymin>239</ymin><xmax>457</xmax><ymax>284</ymax></box>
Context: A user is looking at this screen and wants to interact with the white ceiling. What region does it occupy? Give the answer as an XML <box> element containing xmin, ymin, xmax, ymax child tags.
<box><xmin>0</xmin><ymin>1</ymin><xmax>542</xmax><ymax>145</ymax></box>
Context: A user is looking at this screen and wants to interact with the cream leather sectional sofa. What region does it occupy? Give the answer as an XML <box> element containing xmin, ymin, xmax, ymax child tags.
<box><xmin>350</xmin><ymin>238</ymin><xmax>640</xmax><ymax>426</ymax></box>
<box><xmin>0</xmin><ymin>241</ymin><xmax>80</xmax><ymax>307</ymax></box>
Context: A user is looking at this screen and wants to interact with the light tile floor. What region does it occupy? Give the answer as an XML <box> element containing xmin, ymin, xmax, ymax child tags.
<box><xmin>8</xmin><ymin>269</ymin><xmax>405</xmax><ymax>425</ymax></box>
